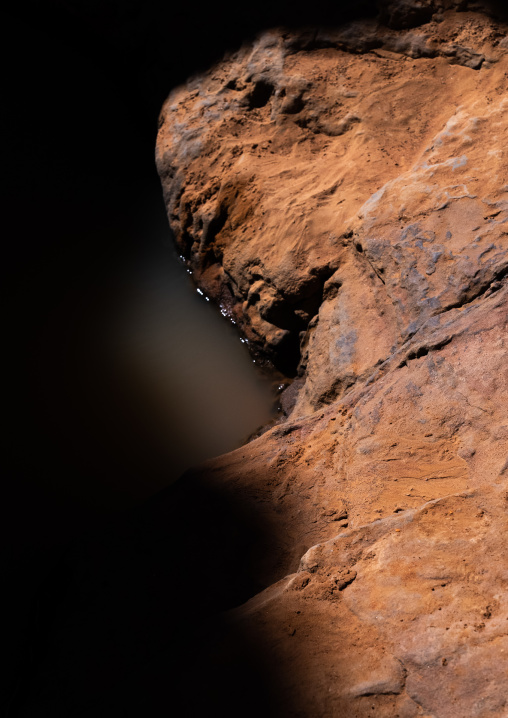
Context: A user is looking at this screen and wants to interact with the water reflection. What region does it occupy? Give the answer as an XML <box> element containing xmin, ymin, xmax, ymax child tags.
<box><xmin>112</xmin><ymin>235</ymin><xmax>277</xmax><ymax>486</ymax></box>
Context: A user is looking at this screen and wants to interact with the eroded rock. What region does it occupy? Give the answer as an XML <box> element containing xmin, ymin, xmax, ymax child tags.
<box><xmin>156</xmin><ymin>4</ymin><xmax>508</xmax><ymax>716</ymax></box>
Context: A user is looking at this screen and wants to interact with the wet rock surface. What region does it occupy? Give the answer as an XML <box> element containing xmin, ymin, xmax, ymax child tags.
<box><xmin>155</xmin><ymin>5</ymin><xmax>508</xmax><ymax>715</ymax></box>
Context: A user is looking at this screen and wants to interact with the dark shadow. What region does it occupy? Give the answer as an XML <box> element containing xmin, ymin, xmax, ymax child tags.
<box><xmin>8</xmin><ymin>472</ymin><xmax>280</xmax><ymax>717</ymax></box>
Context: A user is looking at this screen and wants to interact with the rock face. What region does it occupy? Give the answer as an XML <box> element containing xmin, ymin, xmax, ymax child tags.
<box><xmin>157</xmin><ymin>4</ymin><xmax>508</xmax><ymax>717</ymax></box>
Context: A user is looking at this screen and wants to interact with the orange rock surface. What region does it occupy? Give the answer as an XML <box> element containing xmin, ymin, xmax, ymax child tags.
<box><xmin>157</xmin><ymin>5</ymin><xmax>507</xmax><ymax>715</ymax></box>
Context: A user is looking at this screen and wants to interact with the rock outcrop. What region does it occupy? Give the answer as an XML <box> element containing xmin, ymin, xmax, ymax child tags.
<box><xmin>157</xmin><ymin>4</ymin><xmax>507</xmax><ymax>716</ymax></box>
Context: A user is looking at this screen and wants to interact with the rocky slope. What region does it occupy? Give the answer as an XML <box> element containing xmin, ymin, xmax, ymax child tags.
<box><xmin>156</xmin><ymin>3</ymin><xmax>508</xmax><ymax>716</ymax></box>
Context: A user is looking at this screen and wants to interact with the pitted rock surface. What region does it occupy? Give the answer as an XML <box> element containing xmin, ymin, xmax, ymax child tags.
<box><xmin>157</xmin><ymin>4</ymin><xmax>508</xmax><ymax>716</ymax></box>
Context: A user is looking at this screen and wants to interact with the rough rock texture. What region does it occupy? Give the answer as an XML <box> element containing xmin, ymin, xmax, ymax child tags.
<box><xmin>156</xmin><ymin>4</ymin><xmax>508</xmax><ymax>717</ymax></box>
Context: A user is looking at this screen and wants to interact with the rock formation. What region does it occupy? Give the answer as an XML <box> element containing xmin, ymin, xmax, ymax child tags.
<box><xmin>156</xmin><ymin>2</ymin><xmax>508</xmax><ymax>716</ymax></box>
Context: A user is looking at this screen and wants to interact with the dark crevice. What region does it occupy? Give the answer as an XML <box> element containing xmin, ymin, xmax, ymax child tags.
<box><xmin>240</xmin><ymin>263</ymin><xmax>339</xmax><ymax>377</ymax></box>
<box><xmin>398</xmin><ymin>335</ymin><xmax>453</xmax><ymax>368</ymax></box>
<box><xmin>284</xmin><ymin>26</ymin><xmax>489</xmax><ymax>71</ymax></box>
<box><xmin>284</xmin><ymin>30</ymin><xmax>381</xmax><ymax>55</ymax></box>
<box><xmin>299</xmin><ymin>264</ymin><xmax>340</xmax><ymax>312</ymax></box>
<box><xmin>201</xmin><ymin>245</ymin><xmax>223</xmax><ymax>271</ymax></box>
<box><xmin>439</xmin><ymin>262</ymin><xmax>508</xmax><ymax>314</ymax></box>
<box><xmin>276</xmin><ymin>265</ymin><xmax>339</xmax><ymax>374</ymax></box>
<box><xmin>270</xmin><ymin>332</ymin><xmax>302</xmax><ymax>377</ymax></box>
<box><xmin>247</xmin><ymin>79</ymin><xmax>275</xmax><ymax>109</ymax></box>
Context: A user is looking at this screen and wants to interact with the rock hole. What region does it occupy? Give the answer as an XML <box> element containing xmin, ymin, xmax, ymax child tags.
<box><xmin>248</xmin><ymin>79</ymin><xmax>274</xmax><ymax>109</ymax></box>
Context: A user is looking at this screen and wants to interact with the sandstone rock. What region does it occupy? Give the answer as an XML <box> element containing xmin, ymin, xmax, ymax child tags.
<box><xmin>157</xmin><ymin>5</ymin><xmax>508</xmax><ymax>716</ymax></box>
<box><xmin>157</xmin><ymin>7</ymin><xmax>506</xmax><ymax>378</ymax></box>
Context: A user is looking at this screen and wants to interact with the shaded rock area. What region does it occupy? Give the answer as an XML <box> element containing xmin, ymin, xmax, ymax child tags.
<box><xmin>153</xmin><ymin>4</ymin><xmax>508</xmax><ymax>716</ymax></box>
